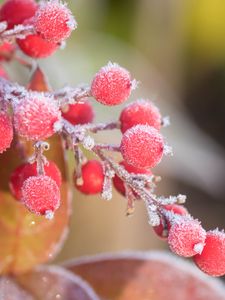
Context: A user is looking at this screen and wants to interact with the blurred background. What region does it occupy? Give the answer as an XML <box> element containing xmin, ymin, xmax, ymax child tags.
<box><xmin>7</xmin><ymin>0</ymin><xmax>225</xmax><ymax>264</ymax></box>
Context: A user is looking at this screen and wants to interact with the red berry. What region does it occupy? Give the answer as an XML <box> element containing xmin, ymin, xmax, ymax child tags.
<box><xmin>120</xmin><ymin>99</ymin><xmax>162</xmax><ymax>133</ymax></box>
<box><xmin>113</xmin><ymin>160</ymin><xmax>152</xmax><ymax>196</ymax></box>
<box><xmin>9</xmin><ymin>161</ymin><xmax>62</xmax><ymax>200</ymax></box>
<box><xmin>0</xmin><ymin>0</ymin><xmax>37</xmax><ymax>29</ymax></box>
<box><xmin>34</xmin><ymin>1</ymin><xmax>76</xmax><ymax>43</ymax></box>
<box><xmin>62</xmin><ymin>101</ymin><xmax>94</xmax><ymax>125</ymax></box>
<box><xmin>153</xmin><ymin>204</ymin><xmax>188</xmax><ymax>239</ymax></box>
<box><xmin>74</xmin><ymin>160</ymin><xmax>104</xmax><ymax>195</ymax></box>
<box><xmin>0</xmin><ymin>42</ymin><xmax>15</xmax><ymax>61</ymax></box>
<box><xmin>168</xmin><ymin>217</ymin><xmax>206</xmax><ymax>257</ymax></box>
<box><xmin>194</xmin><ymin>230</ymin><xmax>225</xmax><ymax>276</ymax></box>
<box><xmin>17</xmin><ymin>33</ymin><xmax>58</xmax><ymax>58</ymax></box>
<box><xmin>120</xmin><ymin>125</ymin><xmax>164</xmax><ymax>169</ymax></box>
<box><xmin>13</xmin><ymin>93</ymin><xmax>61</xmax><ymax>140</ymax></box>
<box><xmin>21</xmin><ymin>175</ymin><xmax>60</xmax><ymax>217</ymax></box>
<box><xmin>91</xmin><ymin>62</ymin><xmax>134</xmax><ymax>106</ymax></box>
<box><xmin>0</xmin><ymin>110</ymin><xmax>13</xmax><ymax>153</ymax></box>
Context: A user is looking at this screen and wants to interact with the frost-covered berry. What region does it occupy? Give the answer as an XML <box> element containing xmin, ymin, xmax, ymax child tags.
<box><xmin>120</xmin><ymin>125</ymin><xmax>164</xmax><ymax>169</ymax></box>
<box><xmin>9</xmin><ymin>161</ymin><xmax>62</xmax><ymax>200</ymax></box>
<box><xmin>91</xmin><ymin>62</ymin><xmax>134</xmax><ymax>106</ymax></box>
<box><xmin>17</xmin><ymin>33</ymin><xmax>58</xmax><ymax>58</ymax></box>
<box><xmin>0</xmin><ymin>0</ymin><xmax>37</xmax><ymax>29</ymax></box>
<box><xmin>194</xmin><ymin>230</ymin><xmax>225</xmax><ymax>276</ymax></box>
<box><xmin>0</xmin><ymin>42</ymin><xmax>15</xmax><ymax>61</ymax></box>
<box><xmin>74</xmin><ymin>160</ymin><xmax>104</xmax><ymax>195</ymax></box>
<box><xmin>0</xmin><ymin>111</ymin><xmax>13</xmax><ymax>153</ymax></box>
<box><xmin>21</xmin><ymin>175</ymin><xmax>60</xmax><ymax>217</ymax></box>
<box><xmin>113</xmin><ymin>160</ymin><xmax>152</xmax><ymax>196</ymax></box>
<box><xmin>62</xmin><ymin>101</ymin><xmax>94</xmax><ymax>125</ymax></box>
<box><xmin>168</xmin><ymin>217</ymin><xmax>206</xmax><ymax>257</ymax></box>
<box><xmin>33</xmin><ymin>1</ymin><xmax>76</xmax><ymax>43</ymax></box>
<box><xmin>14</xmin><ymin>93</ymin><xmax>61</xmax><ymax>140</ymax></box>
<box><xmin>120</xmin><ymin>99</ymin><xmax>162</xmax><ymax>133</ymax></box>
<box><xmin>153</xmin><ymin>204</ymin><xmax>188</xmax><ymax>239</ymax></box>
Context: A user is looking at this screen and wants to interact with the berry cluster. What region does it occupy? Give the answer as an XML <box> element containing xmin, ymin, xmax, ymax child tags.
<box><xmin>0</xmin><ymin>0</ymin><xmax>224</xmax><ymax>277</ymax></box>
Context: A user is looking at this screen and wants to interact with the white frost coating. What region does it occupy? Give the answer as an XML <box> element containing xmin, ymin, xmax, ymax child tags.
<box><xmin>101</xmin><ymin>189</ymin><xmax>112</xmax><ymax>201</ymax></box>
<box><xmin>163</xmin><ymin>144</ymin><xmax>173</xmax><ymax>156</ymax></box>
<box><xmin>177</xmin><ymin>194</ymin><xmax>187</xmax><ymax>204</ymax></box>
<box><xmin>162</xmin><ymin>115</ymin><xmax>170</xmax><ymax>127</ymax></box>
<box><xmin>131</xmin><ymin>78</ymin><xmax>139</xmax><ymax>90</ymax></box>
<box><xmin>82</xmin><ymin>136</ymin><xmax>95</xmax><ymax>150</ymax></box>
<box><xmin>53</xmin><ymin>120</ymin><xmax>63</xmax><ymax>132</ymax></box>
<box><xmin>45</xmin><ymin>210</ymin><xmax>54</xmax><ymax>220</ymax></box>
<box><xmin>194</xmin><ymin>242</ymin><xmax>205</xmax><ymax>254</ymax></box>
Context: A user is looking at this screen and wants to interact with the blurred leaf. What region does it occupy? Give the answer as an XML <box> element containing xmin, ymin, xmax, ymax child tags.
<box><xmin>0</xmin><ymin>68</ymin><xmax>71</xmax><ymax>274</ymax></box>
<box><xmin>0</xmin><ymin>277</ymin><xmax>33</xmax><ymax>300</ymax></box>
<box><xmin>64</xmin><ymin>251</ymin><xmax>225</xmax><ymax>300</ymax></box>
<box><xmin>15</xmin><ymin>265</ymin><xmax>100</xmax><ymax>300</ymax></box>
<box><xmin>28</xmin><ymin>66</ymin><xmax>51</xmax><ymax>92</ymax></box>
<box><xmin>187</xmin><ymin>0</ymin><xmax>225</xmax><ymax>62</ymax></box>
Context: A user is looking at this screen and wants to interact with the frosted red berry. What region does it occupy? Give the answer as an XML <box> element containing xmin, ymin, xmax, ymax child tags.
<box><xmin>120</xmin><ymin>124</ymin><xmax>164</xmax><ymax>169</ymax></box>
<box><xmin>62</xmin><ymin>101</ymin><xmax>94</xmax><ymax>125</ymax></box>
<box><xmin>34</xmin><ymin>1</ymin><xmax>76</xmax><ymax>43</ymax></box>
<box><xmin>0</xmin><ymin>42</ymin><xmax>15</xmax><ymax>61</ymax></box>
<box><xmin>0</xmin><ymin>0</ymin><xmax>37</xmax><ymax>29</ymax></box>
<box><xmin>13</xmin><ymin>93</ymin><xmax>61</xmax><ymax>140</ymax></box>
<box><xmin>194</xmin><ymin>230</ymin><xmax>225</xmax><ymax>276</ymax></box>
<box><xmin>9</xmin><ymin>161</ymin><xmax>62</xmax><ymax>200</ymax></box>
<box><xmin>21</xmin><ymin>175</ymin><xmax>60</xmax><ymax>217</ymax></box>
<box><xmin>91</xmin><ymin>62</ymin><xmax>134</xmax><ymax>106</ymax></box>
<box><xmin>74</xmin><ymin>160</ymin><xmax>104</xmax><ymax>195</ymax></box>
<box><xmin>153</xmin><ymin>204</ymin><xmax>188</xmax><ymax>239</ymax></box>
<box><xmin>17</xmin><ymin>33</ymin><xmax>58</xmax><ymax>58</ymax></box>
<box><xmin>113</xmin><ymin>160</ymin><xmax>152</xmax><ymax>196</ymax></box>
<box><xmin>168</xmin><ymin>217</ymin><xmax>206</xmax><ymax>257</ymax></box>
<box><xmin>0</xmin><ymin>111</ymin><xmax>13</xmax><ymax>153</ymax></box>
<box><xmin>119</xmin><ymin>99</ymin><xmax>161</xmax><ymax>134</ymax></box>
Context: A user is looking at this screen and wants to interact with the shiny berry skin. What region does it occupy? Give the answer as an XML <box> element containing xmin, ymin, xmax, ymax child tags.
<box><xmin>62</xmin><ymin>101</ymin><xmax>94</xmax><ymax>125</ymax></box>
<box><xmin>34</xmin><ymin>1</ymin><xmax>76</xmax><ymax>43</ymax></box>
<box><xmin>13</xmin><ymin>93</ymin><xmax>61</xmax><ymax>140</ymax></box>
<box><xmin>153</xmin><ymin>205</ymin><xmax>188</xmax><ymax>239</ymax></box>
<box><xmin>120</xmin><ymin>125</ymin><xmax>164</xmax><ymax>169</ymax></box>
<box><xmin>17</xmin><ymin>33</ymin><xmax>58</xmax><ymax>58</ymax></box>
<box><xmin>194</xmin><ymin>230</ymin><xmax>225</xmax><ymax>276</ymax></box>
<box><xmin>120</xmin><ymin>99</ymin><xmax>162</xmax><ymax>133</ymax></box>
<box><xmin>74</xmin><ymin>160</ymin><xmax>104</xmax><ymax>195</ymax></box>
<box><xmin>9</xmin><ymin>161</ymin><xmax>62</xmax><ymax>200</ymax></box>
<box><xmin>113</xmin><ymin>161</ymin><xmax>152</xmax><ymax>196</ymax></box>
<box><xmin>0</xmin><ymin>0</ymin><xmax>37</xmax><ymax>29</ymax></box>
<box><xmin>168</xmin><ymin>217</ymin><xmax>206</xmax><ymax>257</ymax></box>
<box><xmin>91</xmin><ymin>62</ymin><xmax>133</xmax><ymax>106</ymax></box>
<box><xmin>0</xmin><ymin>111</ymin><xmax>13</xmax><ymax>153</ymax></box>
<box><xmin>21</xmin><ymin>175</ymin><xmax>60</xmax><ymax>217</ymax></box>
<box><xmin>0</xmin><ymin>42</ymin><xmax>15</xmax><ymax>61</ymax></box>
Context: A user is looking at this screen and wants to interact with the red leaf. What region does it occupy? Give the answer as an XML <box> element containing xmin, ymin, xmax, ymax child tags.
<box><xmin>64</xmin><ymin>251</ymin><xmax>225</xmax><ymax>300</ymax></box>
<box><xmin>0</xmin><ymin>266</ymin><xmax>100</xmax><ymax>300</ymax></box>
<box><xmin>28</xmin><ymin>66</ymin><xmax>51</xmax><ymax>92</ymax></box>
<box><xmin>0</xmin><ymin>68</ymin><xmax>71</xmax><ymax>274</ymax></box>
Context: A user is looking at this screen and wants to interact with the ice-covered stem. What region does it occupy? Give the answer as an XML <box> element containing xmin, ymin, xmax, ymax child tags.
<box><xmin>101</xmin><ymin>162</ymin><xmax>114</xmax><ymax>201</ymax></box>
<box><xmin>0</xmin><ymin>24</ymin><xmax>35</xmax><ymax>42</ymax></box>
<box><xmin>74</xmin><ymin>145</ymin><xmax>85</xmax><ymax>186</ymax></box>
<box><xmin>53</xmin><ymin>86</ymin><xmax>91</xmax><ymax>106</ymax></box>
<box><xmin>30</xmin><ymin>141</ymin><xmax>49</xmax><ymax>175</ymax></box>
<box><xmin>125</xmin><ymin>185</ymin><xmax>136</xmax><ymax>216</ymax></box>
